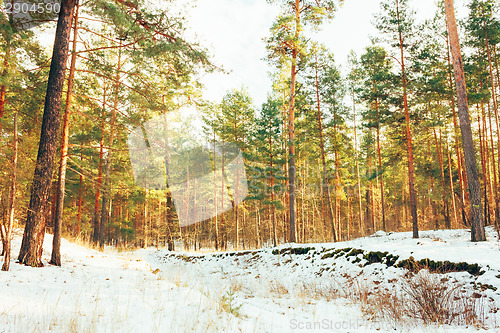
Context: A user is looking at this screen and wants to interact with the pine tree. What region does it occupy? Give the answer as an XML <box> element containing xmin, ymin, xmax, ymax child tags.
<box><xmin>359</xmin><ymin>45</ymin><xmax>393</xmax><ymax>231</ymax></box>
<box><xmin>444</xmin><ymin>0</ymin><xmax>485</xmax><ymax>241</ymax></box>
<box><xmin>18</xmin><ymin>0</ymin><xmax>78</xmax><ymax>267</ymax></box>
<box><xmin>251</xmin><ymin>98</ymin><xmax>286</xmax><ymax>246</ymax></box>
<box><xmin>266</xmin><ymin>0</ymin><xmax>343</xmax><ymax>242</ymax></box>
<box><xmin>217</xmin><ymin>88</ymin><xmax>255</xmax><ymax>249</ymax></box>
<box><xmin>376</xmin><ymin>0</ymin><xmax>419</xmax><ymax>238</ymax></box>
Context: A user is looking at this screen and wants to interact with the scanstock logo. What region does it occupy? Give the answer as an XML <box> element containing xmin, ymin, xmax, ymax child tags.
<box><xmin>3</xmin><ymin>0</ymin><xmax>61</xmax><ymax>30</ymax></box>
<box><xmin>127</xmin><ymin>108</ymin><xmax>248</xmax><ymax>227</ymax></box>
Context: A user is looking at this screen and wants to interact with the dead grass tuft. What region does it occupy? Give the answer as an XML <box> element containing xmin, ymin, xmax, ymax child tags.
<box><xmin>296</xmin><ymin>281</ymin><xmax>340</xmax><ymax>302</ymax></box>
<box><xmin>269</xmin><ymin>280</ymin><xmax>289</xmax><ymax>297</ymax></box>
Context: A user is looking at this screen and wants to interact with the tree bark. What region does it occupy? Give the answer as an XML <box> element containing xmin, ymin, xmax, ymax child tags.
<box><xmin>444</xmin><ymin>0</ymin><xmax>485</xmax><ymax>241</ymax></box>
<box><xmin>212</xmin><ymin>131</ymin><xmax>219</xmax><ymax>250</ymax></box>
<box><xmin>396</xmin><ymin>1</ymin><xmax>418</xmax><ymax>238</ymax></box>
<box><xmin>484</xmin><ymin>27</ymin><xmax>500</xmax><ymax>231</ymax></box>
<box><xmin>0</xmin><ymin>40</ymin><xmax>10</xmax><ymax>119</ymax></box>
<box><xmin>269</xmin><ymin>132</ymin><xmax>277</xmax><ymax>247</ymax></box>
<box><xmin>50</xmin><ymin>1</ymin><xmax>79</xmax><ymax>266</ymax></box>
<box><xmin>446</xmin><ymin>138</ymin><xmax>459</xmax><ymax>228</ymax></box>
<box><xmin>487</xmin><ymin>101</ymin><xmax>500</xmax><ymax>233</ymax></box>
<box><xmin>287</xmin><ymin>0</ymin><xmax>300</xmax><ymax>243</ymax></box>
<box><xmin>433</xmin><ymin>128</ymin><xmax>450</xmax><ymax>229</ymax></box>
<box><xmin>76</xmin><ymin>151</ymin><xmax>83</xmax><ymax>235</ymax></box>
<box><xmin>352</xmin><ymin>90</ymin><xmax>364</xmax><ymax>236</ymax></box>
<box><xmin>446</xmin><ymin>25</ymin><xmax>468</xmax><ymax>227</ymax></box>
<box><xmin>98</xmin><ymin>42</ymin><xmax>122</xmax><ymax>247</ymax></box>
<box><xmin>314</xmin><ymin>53</ymin><xmax>336</xmax><ymax>242</ymax></box>
<box><xmin>18</xmin><ymin>0</ymin><xmax>77</xmax><ymax>267</ymax></box>
<box><xmin>92</xmin><ymin>87</ymin><xmax>106</xmax><ymax>244</ymax></box>
<box><xmin>375</xmin><ymin>99</ymin><xmax>386</xmax><ymax>231</ymax></box>
<box><xmin>476</xmin><ymin>104</ymin><xmax>491</xmax><ymax>225</ymax></box>
<box><xmin>2</xmin><ymin>112</ymin><xmax>17</xmax><ymax>271</ymax></box>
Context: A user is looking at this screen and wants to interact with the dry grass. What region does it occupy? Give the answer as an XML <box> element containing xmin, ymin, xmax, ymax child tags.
<box><xmin>311</xmin><ymin>270</ymin><xmax>493</xmax><ymax>329</ymax></box>
<box><xmin>229</xmin><ymin>278</ymin><xmax>244</xmax><ymax>293</ymax></box>
<box><xmin>296</xmin><ymin>281</ymin><xmax>340</xmax><ymax>303</ymax></box>
<box><xmin>66</xmin><ymin>235</ymin><xmax>103</xmax><ymax>252</ymax></box>
<box><xmin>269</xmin><ymin>279</ymin><xmax>289</xmax><ymax>297</ymax></box>
<box><xmin>402</xmin><ymin>271</ymin><xmax>487</xmax><ymax>327</ymax></box>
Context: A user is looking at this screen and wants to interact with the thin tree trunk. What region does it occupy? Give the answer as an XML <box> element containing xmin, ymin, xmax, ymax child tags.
<box><xmin>314</xmin><ymin>53</ymin><xmax>336</xmax><ymax>242</ymax></box>
<box><xmin>484</xmin><ymin>28</ymin><xmax>500</xmax><ymax>231</ymax></box>
<box><xmin>220</xmin><ymin>141</ymin><xmax>226</xmax><ymax>250</ymax></box>
<box><xmin>375</xmin><ymin>99</ymin><xmax>386</xmax><ymax>231</ymax></box>
<box><xmin>393</xmin><ymin>171</ymin><xmax>400</xmax><ymax>231</ymax></box>
<box><xmin>287</xmin><ymin>0</ymin><xmax>300</xmax><ymax>243</ymax></box>
<box><xmin>396</xmin><ymin>1</ymin><xmax>418</xmax><ymax>238</ymax></box>
<box><xmin>269</xmin><ymin>133</ymin><xmax>277</xmax><ymax>247</ymax></box>
<box><xmin>477</xmin><ymin>105</ymin><xmax>490</xmax><ymax>227</ymax></box>
<box><xmin>446</xmin><ymin>137</ymin><xmax>459</xmax><ymax>228</ymax></box>
<box><xmin>483</xmin><ymin>102</ymin><xmax>495</xmax><ymax>228</ymax></box>
<box><xmin>0</xmin><ymin>38</ymin><xmax>10</xmax><ymax>119</ymax></box>
<box><xmin>92</xmin><ymin>87</ymin><xmax>106</xmax><ymax>244</ymax></box>
<box><xmin>335</xmin><ymin>144</ymin><xmax>341</xmax><ymax>240</ymax></box>
<box><xmin>427</xmin><ymin>136</ymin><xmax>437</xmax><ymax>229</ymax></box>
<box><xmin>156</xmin><ymin>199</ymin><xmax>160</xmax><ymax>250</ymax></box>
<box><xmin>234</xmin><ymin>121</ymin><xmax>240</xmax><ymax>250</ymax></box>
<box><xmin>76</xmin><ymin>151</ymin><xmax>83</xmax><ymax>235</ymax></box>
<box><xmin>255</xmin><ymin>204</ymin><xmax>260</xmax><ymax>248</ymax></box>
<box><xmin>445</xmin><ymin>0</ymin><xmax>485</xmax><ymax>241</ymax></box>
<box><xmin>485</xmin><ymin>27</ymin><xmax>499</xmax><ymax>164</ymax></box>
<box><xmin>2</xmin><ymin>112</ymin><xmax>17</xmax><ymax>271</ymax></box>
<box><xmin>487</xmin><ymin>101</ymin><xmax>500</xmax><ymax>232</ymax></box>
<box><xmin>18</xmin><ymin>0</ymin><xmax>77</xmax><ymax>267</ymax></box>
<box><xmin>446</xmin><ymin>26</ymin><xmax>468</xmax><ymax>227</ymax></box>
<box><xmin>50</xmin><ymin>1</ymin><xmax>79</xmax><ymax>265</ymax></box>
<box><xmin>352</xmin><ymin>90</ymin><xmax>364</xmax><ymax>236</ymax></box>
<box><xmin>212</xmin><ymin>131</ymin><xmax>219</xmax><ymax>250</ymax></box>
<box><xmin>347</xmin><ymin>186</ymin><xmax>352</xmax><ymax>240</ymax></box>
<box><xmin>98</xmin><ymin>45</ymin><xmax>122</xmax><ymax>247</ymax></box>
<box><xmin>166</xmin><ymin>190</ymin><xmax>174</xmax><ymax>251</ymax></box>
<box><xmin>143</xmin><ymin>194</ymin><xmax>148</xmax><ymax>248</ymax></box>
<box><xmin>433</xmin><ymin>128</ymin><xmax>450</xmax><ymax>229</ymax></box>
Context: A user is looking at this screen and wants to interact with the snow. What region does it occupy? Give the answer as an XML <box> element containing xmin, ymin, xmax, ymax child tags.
<box><xmin>1</xmin><ymin>227</ymin><xmax>499</xmax><ymax>332</ymax></box>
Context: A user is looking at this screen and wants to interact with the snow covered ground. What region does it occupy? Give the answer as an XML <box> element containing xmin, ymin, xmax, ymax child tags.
<box><xmin>1</xmin><ymin>227</ymin><xmax>499</xmax><ymax>332</ymax></box>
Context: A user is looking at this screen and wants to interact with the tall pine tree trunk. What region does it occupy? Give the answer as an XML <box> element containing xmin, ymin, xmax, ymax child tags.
<box><xmin>375</xmin><ymin>99</ymin><xmax>386</xmax><ymax>231</ymax></box>
<box><xmin>352</xmin><ymin>90</ymin><xmax>364</xmax><ymax>236</ymax></box>
<box><xmin>484</xmin><ymin>27</ymin><xmax>500</xmax><ymax>231</ymax></box>
<box><xmin>487</xmin><ymin>101</ymin><xmax>500</xmax><ymax>232</ymax></box>
<box><xmin>92</xmin><ymin>87</ymin><xmax>106</xmax><ymax>244</ymax></box>
<box><xmin>220</xmin><ymin>141</ymin><xmax>227</xmax><ymax>250</ymax></box>
<box><xmin>287</xmin><ymin>0</ymin><xmax>300</xmax><ymax>243</ymax></box>
<box><xmin>314</xmin><ymin>54</ymin><xmax>336</xmax><ymax>242</ymax></box>
<box><xmin>269</xmin><ymin>135</ymin><xmax>277</xmax><ymax>247</ymax></box>
<box><xmin>446</xmin><ymin>29</ymin><xmax>468</xmax><ymax>227</ymax></box>
<box><xmin>98</xmin><ymin>42</ymin><xmax>122</xmax><ymax>247</ymax></box>
<box><xmin>396</xmin><ymin>3</ymin><xmax>418</xmax><ymax>239</ymax></box>
<box><xmin>444</xmin><ymin>0</ymin><xmax>485</xmax><ymax>241</ymax></box>
<box><xmin>50</xmin><ymin>1</ymin><xmax>79</xmax><ymax>265</ymax></box>
<box><xmin>18</xmin><ymin>0</ymin><xmax>77</xmax><ymax>267</ymax></box>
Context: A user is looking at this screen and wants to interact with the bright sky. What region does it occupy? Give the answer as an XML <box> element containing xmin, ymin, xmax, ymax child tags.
<box><xmin>35</xmin><ymin>0</ymin><xmax>469</xmax><ymax>107</ymax></box>
<box><xmin>184</xmin><ymin>0</ymin><xmax>469</xmax><ymax>107</ymax></box>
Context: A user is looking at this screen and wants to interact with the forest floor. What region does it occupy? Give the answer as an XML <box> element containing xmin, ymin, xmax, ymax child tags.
<box><xmin>0</xmin><ymin>227</ymin><xmax>499</xmax><ymax>332</ymax></box>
